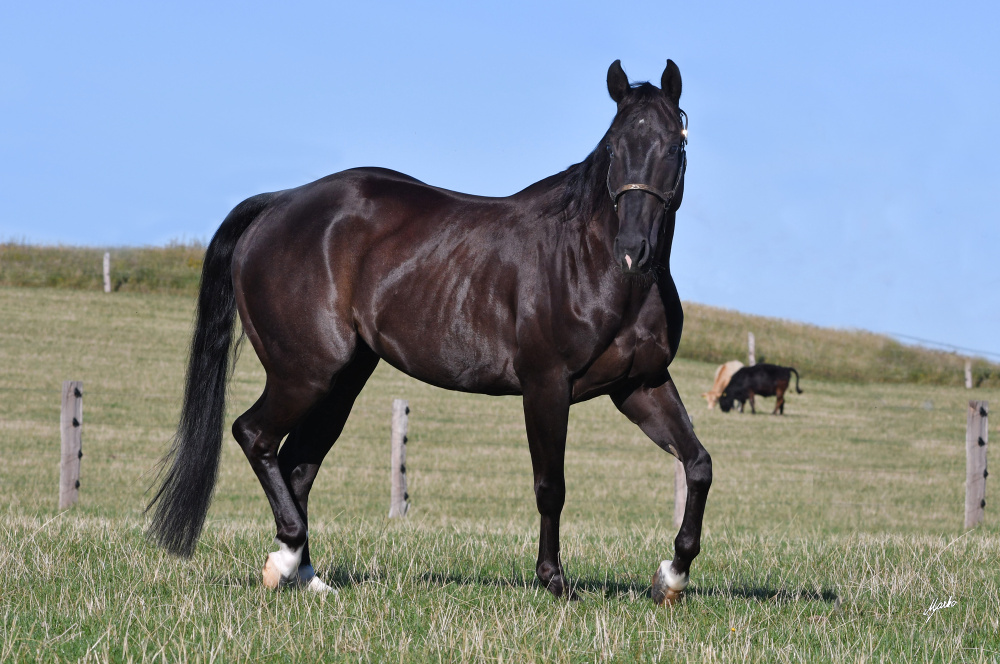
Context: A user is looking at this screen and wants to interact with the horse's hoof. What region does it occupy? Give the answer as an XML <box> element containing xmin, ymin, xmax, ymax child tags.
<box><xmin>305</xmin><ymin>575</ymin><xmax>336</xmax><ymax>593</ymax></box>
<box><xmin>262</xmin><ymin>546</ymin><xmax>302</xmax><ymax>590</ymax></box>
<box><xmin>262</xmin><ymin>554</ymin><xmax>284</xmax><ymax>590</ymax></box>
<box><xmin>297</xmin><ymin>564</ymin><xmax>336</xmax><ymax>594</ymax></box>
<box><xmin>651</xmin><ymin>583</ymin><xmax>684</xmax><ymax>606</ymax></box>
<box><xmin>651</xmin><ymin>559</ymin><xmax>689</xmax><ymax>606</ymax></box>
<box><xmin>544</xmin><ymin>574</ymin><xmax>576</xmax><ymax>600</ymax></box>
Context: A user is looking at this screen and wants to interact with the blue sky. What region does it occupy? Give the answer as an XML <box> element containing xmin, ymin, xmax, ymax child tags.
<box><xmin>1</xmin><ymin>1</ymin><xmax>997</xmax><ymax>357</ymax></box>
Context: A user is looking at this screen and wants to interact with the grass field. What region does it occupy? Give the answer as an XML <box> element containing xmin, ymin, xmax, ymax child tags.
<box><xmin>1</xmin><ymin>286</ymin><xmax>999</xmax><ymax>662</ymax></box>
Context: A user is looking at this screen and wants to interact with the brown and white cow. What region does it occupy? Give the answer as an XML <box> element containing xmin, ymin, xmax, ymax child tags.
<box><xmin>701</xmin><ymin>360</ymin><xmax>744</xmax><ymax>409</ymax></box>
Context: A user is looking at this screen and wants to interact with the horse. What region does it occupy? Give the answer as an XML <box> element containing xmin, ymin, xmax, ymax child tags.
<box><xmin>147</xmin><ymin>59</ymin><xmax>712</xmax><ymax>605</ymax></box>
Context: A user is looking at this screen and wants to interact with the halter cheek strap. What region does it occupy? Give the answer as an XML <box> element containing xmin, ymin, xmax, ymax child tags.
<box><xmin>607</xmin><ymin>109</ymin><xmax>688</xmax><ymax>213</ymax></box>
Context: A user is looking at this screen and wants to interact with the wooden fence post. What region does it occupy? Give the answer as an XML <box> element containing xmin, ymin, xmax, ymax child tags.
<box><xmin>673</xmin><ymin>458</ymin><xmax>686</xmax><ymax>529</ymax></box>
<box><xmin>59</xmin><ymin>381</ymin><xmax>84</xmax><ymax>509</ymax></box>
<box><xmin>103</xmin><ymin>252</ymin><xmax>111</xmax><ymax>293</ymax></box>
<box><xmin>965</xmin><ymin>400</ymin><xmax>988</xmax><ymax>529</ymax></box>
<box><xmin>748</xmin><ymin>331</ymin><xmax>756</xmax><ymax>366</ymax></box>
<box><xmin>389</xmin><ymin>398</ymin><xmax>410</xmax><ymax>518</ymax></box>
<box><xmin>965</xmin><ymin>360</ymin><xmax>973</xmax><ymax>389</ymax></box>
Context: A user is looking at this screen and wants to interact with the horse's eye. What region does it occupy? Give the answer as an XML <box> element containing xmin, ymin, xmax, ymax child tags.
<box><xmin>668</xmin><ymin>145</ymin><xmax>679</xmax><ymax>155</ymax></box>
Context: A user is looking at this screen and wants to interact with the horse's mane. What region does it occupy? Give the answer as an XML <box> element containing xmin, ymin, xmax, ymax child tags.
<box><xmin>547</xmin><ymin>83</ymin><xmax>665</xmax><ymax>223</ymax></box>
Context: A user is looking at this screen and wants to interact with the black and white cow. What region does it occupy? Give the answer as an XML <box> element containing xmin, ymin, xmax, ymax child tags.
<box><xmin>718</xmin><ymin>363</ymin><xmax>802</xmax><ymax>415</ymax></box>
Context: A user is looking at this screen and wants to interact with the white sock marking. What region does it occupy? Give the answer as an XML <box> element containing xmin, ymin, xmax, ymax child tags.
<box><xmin>305</xmin><ymin>575</ymin><xmax>335</xmax><ymax>593</ymax></box>
<box><xmin>657</xmin><ymin>559</ymin><xmax>689</xmax><ymax>592</ymax></box>
<box><xmin>269</xmin><ymin>542</ymin><xmax>303</xmax><ymax>580</ymax></box>
<box><xmin>297</xmin><ymin>563</ymin><xmax>335</xmax><ymax>593</ymax></box>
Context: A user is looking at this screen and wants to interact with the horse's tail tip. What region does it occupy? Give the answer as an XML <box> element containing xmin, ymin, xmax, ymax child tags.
<box><xmin>146</xmin><ymin>527</ymin><xmax>198</xmax><ymax>559</ymax></box>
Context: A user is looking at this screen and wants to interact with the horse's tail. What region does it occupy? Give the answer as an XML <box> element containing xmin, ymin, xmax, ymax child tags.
<box><xmin>146</xmin><ymin>193</ymin><xmax>273</xmax><ymax>557</ymax></box>
<box><xmin>790</xmin><ymin>368</ymin><xmax>803</xmax><ymax>393</ymax></box>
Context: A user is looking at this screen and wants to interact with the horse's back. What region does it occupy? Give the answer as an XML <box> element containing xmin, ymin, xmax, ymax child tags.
<box><xmin>232</xmin><ymin>168</ymin><xmax>527</xmax><ymax>393</ymax></box>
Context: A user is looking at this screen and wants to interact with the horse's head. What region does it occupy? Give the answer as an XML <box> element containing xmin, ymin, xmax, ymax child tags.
<box><xmin>605</xmin><ymin>60</ymin><xmax>687</xmax><ymax>276</ymax></box>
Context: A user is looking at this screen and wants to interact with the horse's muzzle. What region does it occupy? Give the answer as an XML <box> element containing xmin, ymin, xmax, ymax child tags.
<box><xmin>614</xmin><ymin>236</ymin><xmax>652</xmax><ymax>274</ymax></box>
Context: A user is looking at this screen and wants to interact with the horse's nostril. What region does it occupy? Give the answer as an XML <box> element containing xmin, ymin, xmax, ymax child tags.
<box><xmin>614</xmin><ymin>235</ymin><xmax>652</xmax><ymax>272</ymax></box>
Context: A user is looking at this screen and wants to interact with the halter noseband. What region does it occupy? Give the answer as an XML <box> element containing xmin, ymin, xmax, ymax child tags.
<box><xmin>606</xmin><ymin>110</ymin><xmax>688</xmax><ymax>213</ymax></box>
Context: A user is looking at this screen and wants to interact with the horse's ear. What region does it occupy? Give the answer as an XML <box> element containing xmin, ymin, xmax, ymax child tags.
<box><xmin>607</xmin><ymin>60</ymin><xmax>629</xmax><ymax>103</ymax></box>
<box><xmin>661</xmin><ymin>59</ymin><xmax>682</xmax><ymax>105</ymax></box>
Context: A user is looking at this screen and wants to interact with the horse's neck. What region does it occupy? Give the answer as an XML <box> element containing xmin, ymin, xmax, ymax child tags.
<box><xmin>523</xmin><ymin>153</ymin><xmax>676</xmax><ymax>302</ymax></box>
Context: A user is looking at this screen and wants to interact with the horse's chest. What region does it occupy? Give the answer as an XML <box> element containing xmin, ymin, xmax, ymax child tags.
<box><xmin>571</xmin><ymin>322</ymin><xmax>671</xmax><ymax>401</ymax></box>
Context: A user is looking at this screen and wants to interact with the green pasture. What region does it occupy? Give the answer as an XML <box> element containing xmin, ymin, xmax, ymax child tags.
<box><xmin>1</xmin><ymin>286</ymin><xmax>998</xmax><ymax>662</ymax></box>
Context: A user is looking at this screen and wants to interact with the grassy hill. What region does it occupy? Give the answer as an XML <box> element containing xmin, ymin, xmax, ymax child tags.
<box><xmin>679</xmin><ymin>303</ymin><xmax>999</xmax><ymax>387</ymax></box>
<box><xmin>0</xmin><ymin>240</ymin><xmax>205</xmax><ymax>294</ymax></box>
<box><xmin>2</xmin><ymin>240</ymin><xmax>997</xmax><ymax>387</ymax></box>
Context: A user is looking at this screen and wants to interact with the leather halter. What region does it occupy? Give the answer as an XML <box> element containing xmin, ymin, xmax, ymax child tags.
<box><xmin>606</xmin><ymin>111</ymin><xmax>688</xmax><ymax>213</ymax></box>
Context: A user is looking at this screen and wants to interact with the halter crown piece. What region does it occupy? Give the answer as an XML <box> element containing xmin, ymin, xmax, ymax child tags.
<box><xmin>607</xmin><ymin>109</ymin><xmax>688</xmax><ymax>213</ymax></box>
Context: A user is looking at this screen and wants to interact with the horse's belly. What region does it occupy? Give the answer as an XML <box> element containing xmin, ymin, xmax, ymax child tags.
<box><xmin>378</xmin><ymin>330</ymin><xmax>521</xmax><ymax>395</ymax></box>
<box><xmin>356</xmin><ymin>285</ymin><xmax>521</xmax><ymax>395</ymax></box>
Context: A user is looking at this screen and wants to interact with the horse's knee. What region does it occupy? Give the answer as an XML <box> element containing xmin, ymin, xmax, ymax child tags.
<box><xmin>685</xmin><ymin>451</ymin><xmax>712</xmax><ymax>492</ymax></box>
<box><xmin>534</xmin><ymin>477</ymin><xmax>565</xmax><ymax>515</ymax></box>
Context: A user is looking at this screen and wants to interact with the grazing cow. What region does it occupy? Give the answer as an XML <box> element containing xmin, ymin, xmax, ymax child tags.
<box><xmin>701</xmin><ymin>360</ymin><xmax>744</xmax><ymax>409</ymax></box>
<box><xmin>718</xmin><ymin>363</ymin><xmax>802</xmax><ymax>415</ymax></box>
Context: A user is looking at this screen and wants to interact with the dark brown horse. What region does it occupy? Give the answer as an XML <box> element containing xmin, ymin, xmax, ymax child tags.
<box><xmin>148</xmin><ymin>59</ymin><xmax>712</xmax><ymax>604</ymax></box>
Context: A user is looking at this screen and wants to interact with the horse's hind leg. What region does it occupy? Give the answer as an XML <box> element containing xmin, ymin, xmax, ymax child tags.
<box><xmin>275</xmin><ymin>344</ymin><xmax>380</xmax><ymax>590</ymax></box>
<box><xmin>232</xmin><ymin>375</ymin><xmax>340</xmax><ymax>590</ymax></box>
<box><xmin>612</xmin><ymin>379</ymin><xmax>712</xmax><ymax>605</ymax></box>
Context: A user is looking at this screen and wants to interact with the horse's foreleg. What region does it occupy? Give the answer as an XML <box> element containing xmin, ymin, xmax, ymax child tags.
<box><xmin>521</xmin><ymin>376</ymin><xmax>572</xmax><ymax>599</ymax></box>
<box><xmin>612</xmin><ymin>379</ymin><xmax>712</xmax><ymax>605</ymax></box>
